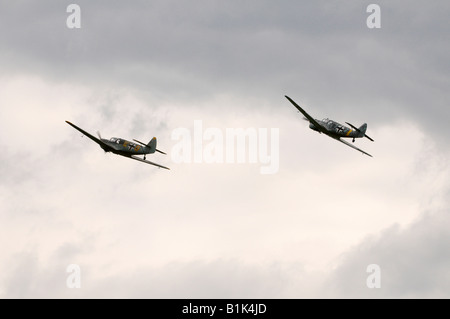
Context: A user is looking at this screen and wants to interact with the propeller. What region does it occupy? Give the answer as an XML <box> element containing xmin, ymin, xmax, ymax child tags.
<box><xmin>97</xmin><ymin>131</ymin><xmax>102</xmax><ymax>139</ymax></box>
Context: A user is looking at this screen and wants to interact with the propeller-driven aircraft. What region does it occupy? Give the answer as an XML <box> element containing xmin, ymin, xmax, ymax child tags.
<box><xmin>285</xmin><ymin>96</ymin><xmax>374</xmax><ymax>157</ymax></box>
<box><xmin>65</xmin><ymin>121</ymin><xmax>170</xmax><ymax>169</ymax></box>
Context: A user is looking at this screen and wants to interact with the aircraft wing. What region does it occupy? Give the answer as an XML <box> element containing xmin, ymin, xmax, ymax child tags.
<box><xmin>285</xmin><ymin>96</ymin><xmax>326</xmax><ymax>133</ymax></box>
<box><xmin>334</xmin><ymin>137</ymin><xmax>373</xmax><ymax>157</ymax></box>
<box><xmin>65</xmin><ymin>121</ymin><xmax>114</xmax><ymax>151</ymax></box>
<box><xmin>130</xmin><ymin>155</ymin><xmax>170</xmax><ymax>170</ymax></box>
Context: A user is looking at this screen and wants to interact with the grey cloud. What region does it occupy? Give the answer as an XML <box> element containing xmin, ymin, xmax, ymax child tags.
<box><xmin>5</xmin><ymin>206</ymin><xmax>450</xmax><ymax>299</ymax></box>
<box><xmin>2</xmin><ymin>243</ymin><xmax>90</xmax><ymax>299</ymax></box>
<box><xmin>2</xmin><ymin>1</ymin><xmax>448</xmax><ymax>118</ymax></box>
<box><xmin>323</xmin><ymin>206</ymin><xmax>450</xmax><ymax>298</ymax></box>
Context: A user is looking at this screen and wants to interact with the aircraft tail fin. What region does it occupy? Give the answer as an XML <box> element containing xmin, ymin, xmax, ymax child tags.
<box><xmin>345</xmin><ymin>122</ymin><xmax>374</xmax><ymax>142</ymax></box>
<box><xmin>147</xmin><ymin>137</ymin><xmax>157</xmax><ymax>153</ymax></box>
<box><xmin>358</xmin><ymin>123</ymin><xmax>374</xmax><ymax>141</ymax></box>
<box><xmin>358</xmin><ymin>123</ymin><xmax>367</xmax><ymax>137</ymax></box>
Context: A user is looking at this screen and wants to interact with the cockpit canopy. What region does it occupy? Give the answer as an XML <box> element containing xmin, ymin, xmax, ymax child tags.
<box><xmin>110</xmin><ymin>137</ymin><xmax>121</xmax><ymax>144</ymax></box>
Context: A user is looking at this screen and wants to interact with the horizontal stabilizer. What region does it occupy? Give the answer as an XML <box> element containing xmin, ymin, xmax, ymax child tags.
<box><xmin>345</xmin><ymin>122</ymin><xmax>374</xmax><ymax>142</ymax></box>
<box><xmin>133</xmin><ymin>138</ymin><xmax>167</xmax><ymax>154</ymax></box>
<box><xmin>156</xmin><ymin>149</ymin><xmax>167</xmax><ymax>155</ymax></box>
<box><xmin>133</xmin><ymin>139</ymin><xmax>148</xmax><ymax>147</ymax></box>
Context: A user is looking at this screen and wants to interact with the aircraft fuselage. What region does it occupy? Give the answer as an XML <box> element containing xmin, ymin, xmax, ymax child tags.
<box><xmin>100</xmin><ymin>137</ymin><xmax>151</xmax><ymax>157</ymax></box>
<box><xmin>65</xmin><ymin>120</ymin><xmax>169</xmax><ymax>169</ymax></box>
<box><xmin>309</xmin><ymin>118</ymin><xmax>362</xmax><ymax>139</ymax></box>
<box><xmin>284</xmin><ymin>95</ymin><xmax>373</xmax><ymax>156</ymax></box>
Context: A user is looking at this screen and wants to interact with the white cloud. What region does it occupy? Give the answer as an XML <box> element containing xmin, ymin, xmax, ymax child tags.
<box><xmin>1</xmin><ymin>74</ymin><xmax>449</xmax><ymax>298</ymax></box>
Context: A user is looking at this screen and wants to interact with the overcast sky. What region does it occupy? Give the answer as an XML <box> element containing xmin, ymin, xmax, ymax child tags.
<box><xmin>0</xmin><ymin>0</ymin><xmax>449</xmax><ymax>298</ymax></box>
